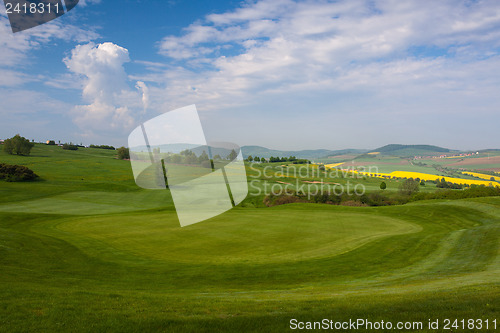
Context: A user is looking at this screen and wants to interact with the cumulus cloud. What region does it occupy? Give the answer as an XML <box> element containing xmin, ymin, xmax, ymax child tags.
<box><xmin>64</xmin><ymin>42</ymin><xmax>140</xmax><ymax>131</ymax></box>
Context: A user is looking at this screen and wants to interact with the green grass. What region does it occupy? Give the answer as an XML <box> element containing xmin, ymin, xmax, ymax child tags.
<box><xmin>1</xmin><ymin>144</ymin><xmax>499</xmax><ymax>332</ymax></box>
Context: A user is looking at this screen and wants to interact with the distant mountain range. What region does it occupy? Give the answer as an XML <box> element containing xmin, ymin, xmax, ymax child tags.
<box><xmin>241</xmin><ymin>144</ymin><xmax>462</xmax><ymax>159</ymax></box>
<box><xmin>241</xmin><ymin>146</ymin><xmax>367</xmax><ymax>159</ymax></box>
<box><xmin>131</xmin><ymin>143</ymin><xmax>483</xmax><ymax>160</ymax></box>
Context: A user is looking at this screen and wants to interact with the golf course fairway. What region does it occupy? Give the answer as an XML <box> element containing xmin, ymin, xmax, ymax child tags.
<box><xmin>0</xmin><ymin>146</ymin><xmax>499</xmax><ymax>332</ymax></box>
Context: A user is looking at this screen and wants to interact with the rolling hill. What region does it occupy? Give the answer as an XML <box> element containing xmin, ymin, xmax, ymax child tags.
<box><xmin>0</xmin><ymin>144</ymin><xmax>499</xmax><ymax>332</ymax></box>
<box><xmin>368</xmin><ymin>144</ymin><xmax>454</xmax><ymax>157</ymax></box>
<box><xmin>241</xmin><ymin>145</ymin><xmax>367</xmax><ymax>159</ymax></box>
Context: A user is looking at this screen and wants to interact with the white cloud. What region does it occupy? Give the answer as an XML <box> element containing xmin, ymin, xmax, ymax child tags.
<box><xmin>64</xmin><ymin>42</ymin><xmax>142</xmax><ymax>132</ymax></box>
<box><xmin>0</xmin><ymin>69</ymin><xmax>29</xmax><ymax>86</ymax></box>
<box><xmin>65</xmin><ymin>42</ymin><xmax>130</xmax><ymax>100</ymax></box>
<box><xmin>0</xmin><ymin>12</ymin><xmax>98</xmax><ymax>87</ymax></box>
<box><xmin>0</xmin><ymin>88</ymin><xmax>70</xmax><ymax>115</ymax></box>
<box><xmin>150</xmin><ymin>0</ymin><xmax>500</xmax><ymax>113</ymax></box>
<box><xmin>142</xmin><ymin>0</ymin><xmax>500</xmax><ymax>149</ymax></box>
<box><xmin>135</xmin><ymin>81</ymin><xmax>149</xmax><ymax>113</ymax></box>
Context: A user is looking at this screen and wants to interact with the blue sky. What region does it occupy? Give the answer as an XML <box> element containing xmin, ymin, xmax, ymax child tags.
<box><xmin>1</xmin><ymin>0</ymin><xmax>500</xmax><ymax>150</ymax></box>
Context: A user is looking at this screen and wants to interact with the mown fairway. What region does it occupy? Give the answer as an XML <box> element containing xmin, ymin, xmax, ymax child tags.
<box><xmin>0</xmin><ymin>145</ymin><xmax>499</xmax><ymax>332</ymax></box>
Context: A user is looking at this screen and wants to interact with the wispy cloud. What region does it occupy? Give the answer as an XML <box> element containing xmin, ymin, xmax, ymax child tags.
<box><xmin>0</xmin><ymin>12</ymin><xmax>98</xmax><ymax>85</ymax></box>
<box><xmin>0</xmin><ymin>9</ymin><xmax>100</xmax><ymax>141</ymax></box>
<box><xmin>141</xmin><ymin>0</ymin><xmax>500</xmax><ymax>149</ymax></box>
<box><xmin>155</xmin><ymin>0</ymin><xmax>500</xmax><ymax>92</ymax></box>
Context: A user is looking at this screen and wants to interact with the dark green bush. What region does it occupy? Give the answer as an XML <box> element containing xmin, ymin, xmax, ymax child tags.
<box><xmin>360</xmin><ymin>192</ymin><xmax>392</xmax><ymax>206</ymax></box>
<box><xmin>117</xmin><ymin>147</ymin><xmax>130</xmax><ymax>160</ymax></box>
<box><xmin>0</xmin><ymin>163</ymin><xmax>39</xmax><ymax>182</ymax></box>
<box><xmin>90</xmin><ymin>144</ymin><xmax>115</xmax><ymax>150</ymax></box>
<box><xmin>62</xmin><ymin>144</ymin><xmax>78</xmax><ymax>150</ymax></box>
<box><xmin>410</xmin><ymin>185</ymin><xmax>500</xmax><ymax>201</ymax></box>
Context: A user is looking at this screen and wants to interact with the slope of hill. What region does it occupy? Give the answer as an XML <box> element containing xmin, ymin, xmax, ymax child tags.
<box><xmin>1</xmin><ymin>144</ymin><xmax>499</xmax><ymax>331</ymax></box>
<box><xmin>368</xmin><ymin>144</ymin><xmax>453</xmax><ymax>157</ymax></box>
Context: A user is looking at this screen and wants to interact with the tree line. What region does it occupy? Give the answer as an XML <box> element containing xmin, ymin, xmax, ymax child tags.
<box><xmin>245</xmin><ymin>155</ymin><xmax>311</xmax><ymax>164</ymax></box>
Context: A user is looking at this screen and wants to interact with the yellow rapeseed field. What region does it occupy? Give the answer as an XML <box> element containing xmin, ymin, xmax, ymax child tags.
<box><xmin>340</xmin><ymin>169</ymin><xmax>498</xmax><ymax>187</ymax></box>
<box><xmin>324</xmin><ymin>163</ymin><xmax>344</xmax><ymax>168</ymax></box>
<box><xmin>462</xmin><ymin>171</ymin><xmax>500</xmax><ymax>182</ymax></box>
<box><xmin>389</xmin><ymin>171</ymin><xmax>496</xmax><ymax>186</ymax></box>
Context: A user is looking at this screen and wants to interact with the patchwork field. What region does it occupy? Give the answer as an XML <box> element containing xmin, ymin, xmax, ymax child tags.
<box><xmin>448</xmin><ymin>155</ymin><xmax>500</xmax><ymax>168</ymax></box>
<box><xmin>1</xmin><ymin>144</ymin><xmax>499</xmax><ymax>332</ymax></box>
<box><xmin>317</xmin><ymin>149</ymin><xmax>500</xmax><ymax>189</ymax></box>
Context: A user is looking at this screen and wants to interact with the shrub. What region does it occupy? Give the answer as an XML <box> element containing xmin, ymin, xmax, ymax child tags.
<box><xmin>436</xmin><ymin>177</ymin><xmax>463</xmax><ymax>189</ymax></box>
<box><xmin>411</xmin><ymin>185</ymin><xmax>500</xmax><ymax>201</ymax></box>
<box><xmin>328</xmin><ymin>193</ymin><xmax>342</xmax><ymax>204</ymax></box>
<box><xmin>117</xmin><ymin>147</ymin><xmax>130</xmax><ymax>160</ymax></box>
<box><xmin>399</xmin><ymin>179</ymin><xmax>420</xmax><ymax>196</ymax></box>
<box><xmin>313</xmin><ymin>193</ymin><xmax>329</xmax><ymax>203</ymax></box>
<box><xmin>0</xmin><ymin>163</ymin><xmax>38</xmax><ymax>182</ymax></box>
<box><xmin>62</xmin><ymin>144</ymin><xmax>78</xmax><ymax>150</ymax></box>
<box><xmin>263</xmin><ymin>190</ymin><xmax>302</xmax><ymax>206</ymax></box>
<box><xmin>360</xmin><ymin>192</ymin><xmax>391</xmax><ymax>206</ymax></box>
<box><xmin>90</xmin><ymin>144</ymin><xmax>115</xmax><ymax>150</ymax></box>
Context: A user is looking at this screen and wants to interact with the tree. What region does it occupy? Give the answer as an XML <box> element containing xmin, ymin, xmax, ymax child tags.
<box><xmin>90</xmin><ymin>144</ymin><xmax>115</xmax><ymax>150</ymax></box>
<box><xmin>227</xmin><ymin>149</ymin><xmax>237</xmax><ymax>161</ymax></box>
<box><xmin>47</xmin><ymin>140</ymin><xmax>56</xmax><ymax>145</ymax></box>
<box><xmin>185</xmin><ymin>154</ymin><xmax>198</xmax><ymax>165</ymax></box>
<box><xmin>246</xmin><ymin>155</ymin><xmax>253</xmax><ymax>162</ymax></box>
<box><xmin>420</xmin><ymin>180</ymin><xmax>426</xmax><ymax>186</ymax></box>
<box><xmin>198</xmin><ymin>150</ymin><xmax>209</xmax><ymax>163</ymax></box>
<box><xmin>436</xmin><ymin>177</ymin><xmax>448</xmax><ymax>188</ymax></box>
<box><xmin>399</xmin><ymin>179</ymin><xmax>420</xmax><ymax>195</ymax></box>
<box><xmin>117</xmin><ymin>147</ymin><xmax>130</xmax><ymax>160</ymax></box>
<box><xmin>3</xmin><ymin>139</ymin><xmax>14</xmax><ymax>154</ymax></box>
<box><xmin>171</xmin><ymin>154</ymin><xmax>182</xmax><ymax>164</ymax></box>
<box><xmin>180</xmin><ymin>149</ymin><xmax>194</xmax><ymax>156</ymax></box>
<box><xmin>3</xmin><ymin>134</ymin><xmax>34</xmax><ymax>156</ymax></box>
<box><xmin>254</xmin><ymin>156</ymin><xmax>260</xmax><ymax>162</ymax></box>
<box><xmin>380</xmin><ymin>181</ymin><xmax>387</xmax><ymax>190</ymax></box>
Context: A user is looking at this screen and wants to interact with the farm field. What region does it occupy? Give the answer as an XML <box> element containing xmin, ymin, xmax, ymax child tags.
<box><xmin>316</xmin><ymin>151</ymin><xmax>500</xmax><ymax>188</ymax></box>
<box><xmin>1</xmin><ymin>144</ymin><xmax>499</xmax><ymax>332</ymax></box>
